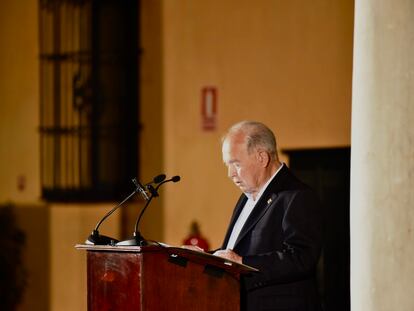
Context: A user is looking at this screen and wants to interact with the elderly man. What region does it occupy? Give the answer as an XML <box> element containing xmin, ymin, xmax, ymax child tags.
<box><xmin>214</xmin><ymin>121</ymin><xmax>322</xmax><ymax>311</ymax></box>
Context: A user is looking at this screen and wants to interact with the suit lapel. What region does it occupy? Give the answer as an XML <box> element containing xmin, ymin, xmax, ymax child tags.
<box><xmin>233</xmin><ymin>165</ymin><xmax>291</xmax><ymax>249</ymax></box>
<box><xmin>233</xmin><ymin>192</ymin><xmax>278</xmax><ymax>248</ymax></box>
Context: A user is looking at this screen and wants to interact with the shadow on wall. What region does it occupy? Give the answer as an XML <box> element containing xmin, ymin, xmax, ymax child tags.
<box><xmin>0</xmin><ymin>204</ymin><xmax>27</xmax><ymax>310</ymax></box>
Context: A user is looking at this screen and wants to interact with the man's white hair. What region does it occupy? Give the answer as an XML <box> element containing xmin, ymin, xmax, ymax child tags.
<box><xmin>223</xmin><ymin>121</ymin><xmax>278</xmax><ymax>160</ymax></box>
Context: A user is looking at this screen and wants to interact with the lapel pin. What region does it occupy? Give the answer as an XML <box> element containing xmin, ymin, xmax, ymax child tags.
<box><xmin>267</xmin><ymin>198</ymin><xmax>273</xmax><ymax>205</ymax></box>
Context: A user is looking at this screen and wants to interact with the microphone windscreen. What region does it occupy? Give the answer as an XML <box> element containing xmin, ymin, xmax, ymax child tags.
<box><xmin>153</xmin><ymin>174</ymin><xmax>166</xmax><ymax>183</ymax></box>
<box><xmin>172</xmin><ymin>175</ymin><xmax>181</xmax><ymax>182</ymax></box>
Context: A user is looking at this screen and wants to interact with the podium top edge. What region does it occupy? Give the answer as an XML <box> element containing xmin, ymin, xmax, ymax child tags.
<box><xmin>75</xmin><ymin>244</ymin><xmax>259</xmax><ymax>273</ymax></box>
<box><xmin>75</xmin><ymin>244</ymin><xmax>144</xmax><ymax>252</ymax></box>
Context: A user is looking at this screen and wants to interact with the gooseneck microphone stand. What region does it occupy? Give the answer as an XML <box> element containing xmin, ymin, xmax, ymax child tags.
<box><xmin>85</xmin><ymin>175</ymin><xmax>166</xmax><ymax>245</ymax></box>
<box><xmin>117</xmin><ymin>176</ymin><xmax>180</xmax><ymax>246</ymax></box>
<box><xmin>85</xmin><ymin>178</ymin><xmax>146</xmax><ymax>245</ymax></box>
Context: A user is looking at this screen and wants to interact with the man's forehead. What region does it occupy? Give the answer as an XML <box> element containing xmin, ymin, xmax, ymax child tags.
<box><xmin>222</xmin><ymin>137</ymin><xmax>241</xmax><ymax>154</ymax></box>
<box><xmin>222</xmin><ymin>135</ymin><xmax>247</xmax><ymax>161</ymax></box>
<box><xmin>223</xmin><ymin>132</ymin><xmax>246</xmax><ymax>148</ymax></box>
<box><xmin>222</xmin><ymin>142</ymin><xmax>231</xmax><ymax>160</ymax></box>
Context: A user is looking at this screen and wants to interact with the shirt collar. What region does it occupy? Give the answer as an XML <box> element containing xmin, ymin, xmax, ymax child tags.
<box><xmin>245</xmin><ymin>163</ymin><xmax>284</xmax><ymax>202</ymax></box>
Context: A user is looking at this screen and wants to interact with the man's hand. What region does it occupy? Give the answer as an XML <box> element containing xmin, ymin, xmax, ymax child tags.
<box><xmin>213</xmin><ymin>249</ymin><xmax>242</xmax><ymax>264</ymax></box>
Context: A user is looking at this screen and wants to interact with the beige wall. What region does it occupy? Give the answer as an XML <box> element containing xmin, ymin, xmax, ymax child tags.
<box><xmin>160</xmin><ymin>1</ymin><xmax>353</xmax><ymax>248</ymax></box>
<box><xmin>138</xmin><ymin>0</ymin><xmax>165</xmax><ymax>242</ymax></box>
<box><xmin>0</xmin><ymin>0</ymin><xmax>40</xmax><ymax>203</ymax></box>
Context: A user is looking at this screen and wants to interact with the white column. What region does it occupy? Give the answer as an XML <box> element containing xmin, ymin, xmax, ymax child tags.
<box><xmin>351</xmin><ymin>0</ymin><xmax>414</xmax><ymax>310</ymax></box>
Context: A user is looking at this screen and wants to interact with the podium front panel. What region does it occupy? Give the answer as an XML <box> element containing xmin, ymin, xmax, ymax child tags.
<box><xmin>141</xmin><ymin>251</ymin><xmax>239</xmax><ymax>310</ymax></box>
<box><xmin>84</xmin><ymin>246</ymin><xmax>242</xmax><ymax>311</ymax></box>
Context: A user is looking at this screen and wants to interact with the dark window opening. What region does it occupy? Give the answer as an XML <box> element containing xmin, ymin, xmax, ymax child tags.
<box><xmin>284</xmin><ymin>147</ymin><xmax>350</xmax><ymax>311</ymax></box>
<box><xmin>39</xmin><ymin>0</ymin><xmax>139</xmax><ymax>201</ymax></box>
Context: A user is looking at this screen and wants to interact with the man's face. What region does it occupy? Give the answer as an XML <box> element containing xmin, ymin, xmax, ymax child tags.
<box><xmin>222</xmin><ymin>133</ymin><xmax>262</xmax><ymax>195</ymax></box>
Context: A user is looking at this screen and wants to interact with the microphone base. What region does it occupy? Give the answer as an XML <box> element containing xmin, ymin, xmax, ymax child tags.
<box><xmin>85</xmin><ymin>232</ymin><xmax>119</xmax><ymax>246</ymax></box>
<box><xmin>116</xmin><ymin>232</ymin><xmax>147</xmax><ymax>246</ymax></box>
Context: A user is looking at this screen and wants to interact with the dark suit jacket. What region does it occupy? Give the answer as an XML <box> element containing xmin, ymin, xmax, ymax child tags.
<box><xmin>222</xmin><ymin>165</ymin><xmax>323</xmax><ymax>311</ymax></box>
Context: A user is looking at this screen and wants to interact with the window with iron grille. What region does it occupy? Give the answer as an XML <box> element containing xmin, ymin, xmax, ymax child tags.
<box><xmin>39</xmin><ymin>0</ymin><xmax>139</xmax><ymax>201</ymax></box>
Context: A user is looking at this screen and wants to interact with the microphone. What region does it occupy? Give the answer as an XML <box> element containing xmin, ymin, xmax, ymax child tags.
<box><xmin>146</xmin><ymin>174</ymin><xmax>166</xmax><ymax>185</ymax></box>
<box><xmin>116</xmin><ymin>175</ymin><xmax>181</xmax><ymax>246</ymax></box>
<box><xmin>144</xmin><ymin>174</ymin><xmax>166</xmax><ymax>197</ymax></box>
<box><xmin>85</xmin><ymin>177</ymin><xmax>148</xmax><ymax>245</ymax></box>
<box><xmin>156</xmin><ymin>175</ymin><xmax>180</xmax><ymax>188</ymax></box>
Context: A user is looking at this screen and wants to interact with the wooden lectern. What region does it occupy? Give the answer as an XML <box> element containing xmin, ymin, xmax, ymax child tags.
<box><xmin>76</xmin><ymin>244</ymin><xmax>257</xmax><ymax>311</ymax></box>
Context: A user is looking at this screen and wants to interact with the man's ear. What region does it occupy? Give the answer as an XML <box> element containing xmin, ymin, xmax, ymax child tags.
<box><xmin>257</xmin><ymin>150</ymin><xmax>271</xmax><ymax>167</ymax></box>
